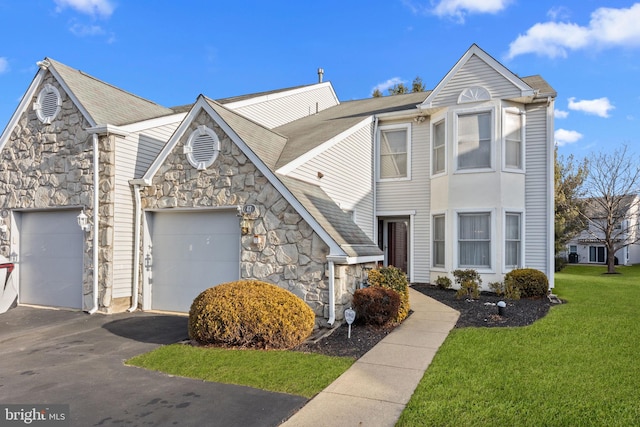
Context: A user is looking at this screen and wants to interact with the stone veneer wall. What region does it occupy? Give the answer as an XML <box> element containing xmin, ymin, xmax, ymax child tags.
<box><xmin>138</xmin><ymin>110</ymin><xmax>369</xmax><ymax>323</ymax></box>
<box><xmin>0</xmin><ymin>75</ymin><xmax>116</xmax><ymax>312</ymax></box>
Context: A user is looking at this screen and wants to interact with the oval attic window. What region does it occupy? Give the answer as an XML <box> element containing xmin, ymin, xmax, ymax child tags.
<box><xmin>34</xmin><ymin>83</ymin><xmax>62</xmax><ymax>124</ymax></box>
<box><xmin>183</xmin><ymin>125</ymin><xmax>220</xmax><ymax>170</ymax></box>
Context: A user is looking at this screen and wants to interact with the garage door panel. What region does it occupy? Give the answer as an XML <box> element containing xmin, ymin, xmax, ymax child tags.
<box><xmin>20</xmin><ymin>211</ymin><xmax>83</xmax><ymax>309</ymax></box>
<box><xmin>151</xmin><ymin>211</ymin><xmax>240</xmax><ymax>313</ymax></box>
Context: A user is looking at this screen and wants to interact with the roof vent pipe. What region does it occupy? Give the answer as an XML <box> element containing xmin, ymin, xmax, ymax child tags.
<box><xmin>317</xmin><ymin>68</ymin><xmax>324</xmax><ymax>83</ymax></box>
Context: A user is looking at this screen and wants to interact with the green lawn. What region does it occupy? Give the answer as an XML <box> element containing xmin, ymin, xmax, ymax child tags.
<box><xmin>397</xmin><ymin>264</ymin><xmax>640</xmax><ymax>426</ymax></box>
<box><xmin>126</xmin><ymin>344</ymin><xmax>353</xmax><ymax>398</ymax></box>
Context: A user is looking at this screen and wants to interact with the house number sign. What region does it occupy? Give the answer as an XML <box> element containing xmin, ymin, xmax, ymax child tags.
<box><xmin>242</xmin><ymin>204</ymin><xmax>256</xmax><ymax>215</ymax></box>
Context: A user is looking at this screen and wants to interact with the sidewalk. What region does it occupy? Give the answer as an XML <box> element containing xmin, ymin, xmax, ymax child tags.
<box><xmin>281</xmin><ymin>287</ymin><xmax>460</xmax><ymax>427</ymax></box>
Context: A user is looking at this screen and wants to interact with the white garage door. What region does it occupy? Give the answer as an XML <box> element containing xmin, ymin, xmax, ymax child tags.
<box><xmin>20</xmin><ymin>210</ymin><xmax>84</xmax><ymax>309</ymax></box>
<box><xmin>151</xmin><ymin>210</ymin><xmax>240</xmax><ymax>313</ymax></box>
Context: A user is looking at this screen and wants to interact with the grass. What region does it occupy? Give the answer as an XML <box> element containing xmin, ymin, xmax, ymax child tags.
<box><xmin>397</xmin><ymin>264</ymin><xmax>640</xmax><ymax>426</ymax></box>
<box><xmin>126</xmin><ymin>344</ymin><xmax>353</xmax><ymax>398</ymax></box>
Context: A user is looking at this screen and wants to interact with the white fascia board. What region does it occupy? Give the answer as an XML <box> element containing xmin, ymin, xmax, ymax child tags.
<box><xmin>143</xmin><ymin>96</ymin><xmax>346</xmax><ymax>257</ymax></box>
<box><xmin>47</xmin><ymin>65</ymin><xmax>97</xmax><ymax>128</ymax></box>
<box><xmin>119</xmin><ymin>112</ymin><xmax>187</xmax><ymax>133</ymax></box>
<box><xmin>0</xmin><ymin>69</ymin><xmax>45</xmax><ymax>151</ymax></box>
<box><xmin>87</xmin><ymin>124</ymin><xmax>130</xmax><ymax>137</ymax></box>
<box><xmin>129</xmin><ymin>178</ymin><xmax>152</xmax><ymax>186</ymax></box>
<box><xmin>276</xmin><ymin>116</ymin><xmax>374</xmax><ymax>175</ymax></box>
<box><xmin>420</xmin><ymin>44</ymin><xmax>534</xmax><ymax>109</ymax></box>
<box><xmin>223</xmin><ymin>82</ymin><xmax>340</xmax><ymax>110</ymax></box>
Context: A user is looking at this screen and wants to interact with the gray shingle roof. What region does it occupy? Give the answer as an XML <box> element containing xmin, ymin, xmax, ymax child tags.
<box><xmin>48</xmin><ymin>58</ymin><xmax>175</xmax><ymax>126</ymax></box>
<box><xmin>521</xmin><ymin>75</ymin><xmax>557</xmax><ymax>97</ymax></box>
<box><xmin>274</xmin><ymin>91</ymin><xmax>430</xmax><ymax>169</ymax></box>
<box><xmin>277</xmin><ymin>175</ymin><xmax>382</xmax><ymax>258</ymax></box>
<box><xmin>204</xmin><ymin>97</ymin><xmax>288</xmax><ymax>171</ymax></box>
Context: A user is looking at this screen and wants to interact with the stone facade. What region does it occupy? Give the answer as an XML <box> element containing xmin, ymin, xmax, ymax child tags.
<box><xmin>138</xmin><ymin>109</ymin><xmax>368</xmax><ymax>323</ymax></box>
<box><xmin>0</xmin><ymin>76</ymin><xmax>118</xmax><ymax>312</ymax></box>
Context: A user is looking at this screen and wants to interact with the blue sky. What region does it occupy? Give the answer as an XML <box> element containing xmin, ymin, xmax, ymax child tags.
<box><xmin>1</xmin><ymin>0</ymin><xmax>639</xmax><ymax>160</ymax></box>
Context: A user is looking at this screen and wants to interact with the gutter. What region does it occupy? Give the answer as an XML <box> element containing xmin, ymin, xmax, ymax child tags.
<box><xmin>128</xmin><ymin>184</ymin><xmax>142</xmax><ymax>312</ymax></box>
<box><xmin>87</xmin><ymin>133</ymin><xmax>100</xmax><ymax>314</ymax></box>
<box><xmin>327</xmin><ymin>260</ymin><xmax>335</xmax><ymax>325</ymax></box>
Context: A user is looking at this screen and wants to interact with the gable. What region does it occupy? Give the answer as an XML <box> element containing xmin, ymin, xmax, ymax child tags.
<box><xmin>430</xmin><ymin>54</ymin><xmax>525</xmax><ymax>107</ymax></box>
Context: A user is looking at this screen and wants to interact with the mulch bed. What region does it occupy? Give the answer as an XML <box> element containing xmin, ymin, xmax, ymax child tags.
<box><xmin>293</xmin><ymin>284</ymin><xmax>556</xmax><ymax>359</ymax></box>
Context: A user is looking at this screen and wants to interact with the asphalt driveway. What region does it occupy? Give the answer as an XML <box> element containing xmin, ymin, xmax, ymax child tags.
<box><xmin>0</xmin><ymin>306</ymin><xmax>306</xmax><ymax>426</ymax></box>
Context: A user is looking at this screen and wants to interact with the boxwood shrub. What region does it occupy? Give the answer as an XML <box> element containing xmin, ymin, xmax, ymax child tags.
<box><xmin>188</xmin><ymin>280</ymin><xmax>315</xmax><ymax>349</ymax></box>
<box><xmin>504</xmin><ymin>268</ymin><xmax>549</xmax><ymax>298</ymax></box>
<box><xmin>352</xmin><ymin>286</ymin><xmax>401</xmax><ymax>326</ymax></box>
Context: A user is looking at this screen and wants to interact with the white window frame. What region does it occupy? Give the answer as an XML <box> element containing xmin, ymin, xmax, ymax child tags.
<box><xmin>377</xmin><ymin>123</ymin><xmax>411</xmax><ymax>182</ymax></box>
<box><xmin>502</xmin><ymin>106</ymin><xmax>526</xmax><ymax>172</ymax></box>
<box><xmin>431</xmin><ymin>116</ymin><xmax>447</xmax><ymax>177</ymax></box>
<box><xmin>432</xmin><ymin>213</ymin><xmax>447</xmax><ymax>270</ymax></box>
<box><xmin>504</xmin><ymin>210</ymin><xmax>524</xmax><ymax>271</ymax></box>
<box><xmin>455</xmin><ymin>210</ymin><xmax>494</xmax><ymax>272</ymax></box>
<box><xmin>454</xmin><ymin>107</ymin><xmax>495</xmax><ymax>173</ymax></box>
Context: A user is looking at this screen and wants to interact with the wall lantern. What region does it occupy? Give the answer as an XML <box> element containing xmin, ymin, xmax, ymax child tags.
<box><xmin>77</xmin><ymin>209</ymin><xmax>91</xmax><ymax>232</ymax></box>
<box><xmin>240</xmin><ymin>216</ymin><xmax>253</xmax><ymax>235</ymax></box>
<box><xmin>238</xmin><ymin>204</ymin><xmax>257</xmax><ymax>235</ymax></box>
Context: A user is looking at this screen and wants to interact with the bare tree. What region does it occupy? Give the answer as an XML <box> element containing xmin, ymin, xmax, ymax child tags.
<box><xmin>581</xmin><ymin>145</ymin><xmax>640</xmax><ymax>273</ymax></box>
<box><xmin>555</xmin><ymin>147</ymin><xmax>588</xmax><ymax>255</ymax></box>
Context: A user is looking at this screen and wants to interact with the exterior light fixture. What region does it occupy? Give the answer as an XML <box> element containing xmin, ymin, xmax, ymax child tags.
<box><xmin>240</xmin><ymin>216</ymin><xmax>253</xmax><ymax>235</ymax></box>
<box><xmin>77</xmin><ymin>209</ymin><xmax>91</xmax><ymax>232</ymax></box>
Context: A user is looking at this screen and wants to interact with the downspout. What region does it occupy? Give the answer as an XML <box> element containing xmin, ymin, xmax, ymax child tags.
<box><xmin>372</xmin><ymin>116</ymin><xmax>379</xmax><ymax>247</ymax></box>
<box><xmin>327</xmin><ymin>260</ymin><xmax>335</xmax><ymax>325</ymax></box>
<box><xmin>546</xmin><ymin>97</ymin><xmax>555</xmax><ymax>289</ymax></box>
<box><xmin>87</xmin><ymin>133</ymin><xmax>100</xmax><ymax>314</ymax></box>
<box><xmin>128</xmin><ymin>184</ymin><xmax>141</xmax><ymax>312</ymax></box>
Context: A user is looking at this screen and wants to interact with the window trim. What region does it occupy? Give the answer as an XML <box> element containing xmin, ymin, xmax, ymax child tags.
<box><xmin>455</xmin><ymin>209</ymin><xmax>495</xmax><ymax>272</ymax></box>
<box><xmin>376</xmin><ymin>123</ymin><xmax>412</xmax><ymax>182</ymax></box>
<box><xmin>503</xmin><ymin>210</ymin><xmax>525</xmax><ymax>272</ymax></box>
<box><xmin>502</xmin><ymin>106</ymin><xmax>526</xmax><ymax>173</ymax></box>
<box><xmin>34</xmin><ymin>83</ymin><xmax>62</xmax><ymax>124</ymax></box>
<box><xmin>453</xmin><ymin>107</ymin><xmax>495</xmax><ymax>173</ymax></box>
<box><xmin>431</xmin><ymin>115</ymin><xmax>447</xmax><ymax>177</ymax></box>
<box><xmin>432</xmin><ymin>212</ymin><xmax>447</xmax><ymax>270</ymax></box>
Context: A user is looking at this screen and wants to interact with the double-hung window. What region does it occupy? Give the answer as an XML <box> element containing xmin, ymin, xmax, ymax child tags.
<box><xmin>504</xmin><ymin>109</ymin><xmax>524</xmax><ymax>170</ymax></box>
<box><xmin>458</xmin><ymin>212</ymin><xmax>491</xmax><ymax>268</ymax></box>
<box><xmin>432</xmin><ymin>120</ymin><xmax>445</xmax><ymax>175</ymax></box>
<box><xmin>457</xmin><ymin>111</ymin><xmax>491</xmax><ymax>170</ymax></box>
<box><xmin>505</xmin><ymin>213</ymin><xmax>522</xmax><ymax>268</ymax></box>
<box><xmin>378</xmin><ymin>125</ymin><xmax>410</xmax><ymax>180</ymax></box>
<box><xmin>433</xmin><ymin>215</ymin><xmax>445</xmax><ymax>268</ymax></box>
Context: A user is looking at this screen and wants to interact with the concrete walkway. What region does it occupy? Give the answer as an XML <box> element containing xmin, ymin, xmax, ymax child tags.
<box><xmin>281</xmin><ymin>288</ymin><xmax>460</xmax><ymax>427</ymax></box>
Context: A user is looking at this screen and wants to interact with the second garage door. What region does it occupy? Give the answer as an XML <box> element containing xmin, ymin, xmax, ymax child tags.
<box><xmin>151</xmin><ymin>210</ymin><xmax>240</xmax><ymax>313</ymax></box>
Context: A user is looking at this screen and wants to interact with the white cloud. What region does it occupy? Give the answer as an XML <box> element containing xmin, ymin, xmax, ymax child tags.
<box><xmin>568</xmin><ymin>97</ymin><xmax>615</xmax><ymax>118</ymax></box>
<box><xmin>547</xmin><ymin>6</ymin><xmax>571</xmax><ymax>21</ymax></box>
<box><xmin>402</xmin><ymin>0</ymin><xmax>511</xmax><ymax>23</ymax></box>
<box><xmin>54</xmin><ymin>0</ymin><xmax>115</xmax><ymax>18</ymax></box>
<box><xmin>0</xmin><ymin>57</ymin><xmax>8</xmax><ymax>74</ymax></box>
<box><xmin>70</xmin><ymin>23</ymin><xmax>105</xmax><ymax>36</ymax></box>
<box><xmin>508</xmin><ymin>3</ymin><xmax>640</xmax><ymax>59</ymax></box>
<box><xmin>555</xmin><ymin>129</ymin><xmax>583</xmax><ymax>146</ymax></box>
<box><xmin>372</xmin><ymin>77</ymin><xmax>405</xmax><ymax>94</ymax></box>
<box><xmin>554</xmin><ymin>109</ymin><xmax>569</xmax><ymax>119</ymax></box>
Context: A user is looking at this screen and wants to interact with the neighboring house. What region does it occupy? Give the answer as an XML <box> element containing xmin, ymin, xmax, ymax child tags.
<box><xmin>0</xmin><ymin>44</ymin><xmax>556</xmax><ymax>324</ymax></box>
<box><xmin>565</xmin><ymin>194</ymin><xmax>640</xmax><ymax>265</ymax></box>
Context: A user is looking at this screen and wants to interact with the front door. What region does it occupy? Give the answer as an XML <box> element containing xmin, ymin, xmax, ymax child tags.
<box><xmin>379</xmin><ymin>218</ymin><xmax>409</xmax><ymax>274</ymax></box>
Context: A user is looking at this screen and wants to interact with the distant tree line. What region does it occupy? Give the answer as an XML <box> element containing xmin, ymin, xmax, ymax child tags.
<box><xmin>372</xmin><ymin>76</ymin><xmax>425</xmax><ymax>97</ymax></box>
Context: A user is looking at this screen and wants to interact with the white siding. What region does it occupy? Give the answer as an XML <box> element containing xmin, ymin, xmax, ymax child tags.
<box><xmin>226</xmin><ymin>85</ymin><xmax>339</xmax><ymax>129</ymax></box>
<box><xmin>524</xmin><ymin>104</ymin><xmax>550</xmax><ymax>273</ymax></box>
<box><xmin>112</xmin><ymin>122</ymin><xmax>180</xmax><ymax>298</ymax></box>
<box><xmin>376</xmin><ymin>120</ymin><xmax>431</xmax><ymax>282</ymax></box>
<box><xmin>286</xmin><ymin>123</ymin><xmax>375</xmax><ymax>238</ymax></box>
<box><xmin>432</xmin><ymin>55</ymin><xmax>523</xmax><ymax>108</ymax></box>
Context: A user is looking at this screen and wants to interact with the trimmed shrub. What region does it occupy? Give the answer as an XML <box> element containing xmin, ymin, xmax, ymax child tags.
<box><xmin>367</xmin><ymin>266</ymin><xmax>410</xmax><ymax>322</ymax></box>
<box><xmin>488</xmin><ymin>281</ymin><xmax>504</xmax><ymax>296</ymax></box>
<box><xmin>352</xmin><ymin>286</ymin><xmax>401</xmax><ymax>326</ymax></box>
<box><xmin>453</xmin><ymin>269</ymin><xmax>482</xmax><ymax>299</ymax></box>
<box><xmin>504</xmin><ymin>268</ymin><xmax>549</xmax><ymax>298</ymax></box>
<box><xmin>435</xmin><ymin>276</ymin><xmax>452</xmax><ymax>290</ymax></box>
<box><xmin>188</xmin><ymin>280</ymin><xmax>315</xmax><ymax>349</ymax></box>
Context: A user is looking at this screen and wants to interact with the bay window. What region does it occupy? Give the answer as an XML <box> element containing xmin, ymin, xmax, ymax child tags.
<box><xmin>505</xmin><ymin>213</ymin><xmax>522</xmax><ymax>268</ymax></box>
<box><xmin>433</xmin><ymin>215</ymin><xmax>445</xmax><ymax>268</ymax></box>
<box><xmin>432</xmin><ymin>120</ymin><xmax>445</xmax><ymax>175</ymax></box>
<box><xmin>458</xmin><ymin>212</ymin><xmax>491</xmax><ymax>268</ymax></box>
<box><xmin>504</xmin><ymin>109</ymin><xmax>523</xmax><ymax>170</ymax></box>
<box><xmin>457</xmin><ymin>111</ymin><xmax>491</xmax><ymax>170</ymax></box>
